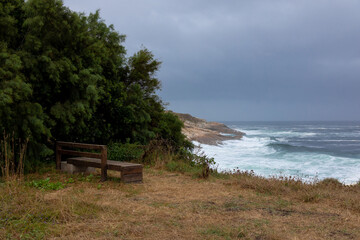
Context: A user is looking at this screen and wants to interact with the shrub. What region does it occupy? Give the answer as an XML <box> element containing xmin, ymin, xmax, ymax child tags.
<box><xmin>27</xmin><ymin>178</ymin><xmax>65</xmax><ymax>191</ymax></box>
<box><xmin>140</xmin><ymin>139</ymin><xmax>215</xmax><ymax>178</ymax></box>
<box><xmin>166</xmin><ymin>160</ymin><xmax>195</xmax><ymax>173</ymax></box>
<box><xmin>317</xmin><ymin>178</ymin><xmax>343</xmax><ymax>188</ymax></box>
<box><xmin>0</xmin><ymin>0</ymin><xmax>189</xmax><ymax>173</ymax></box>
<box><xmin>192</xmin><ymin>153</ymin><xmax>216</xmax><ymax>179</ymax></box>
<box><xmin>141</xmin><ymin>139</ymin><xmax>173</xmax><ymax>165</ymax></box>
<box><xmin>108</xmin><ymin>142</ymin><xmax>144</xmax><ymax>162</ymax></box>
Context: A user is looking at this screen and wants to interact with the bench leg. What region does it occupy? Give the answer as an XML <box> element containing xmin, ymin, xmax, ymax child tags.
<box><xmin>100</xmin><ymin>147</ymin><xmax>107</xmax><ymax>182</ymax></box>
<box><xmin>101</xmin><ymin>167</ymin><xmax>107</xmax><ymax>182</ymax></box>
<box><xmin>121</xmin><ymin>170</ymin><xmax>143</xmax><ymax>183</ymax></box>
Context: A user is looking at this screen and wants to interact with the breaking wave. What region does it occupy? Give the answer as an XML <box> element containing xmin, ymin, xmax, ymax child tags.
<box><xmin>196</xmin><ymin>122</ymin><xmax>360</xmax><ymax>185</ymax></box>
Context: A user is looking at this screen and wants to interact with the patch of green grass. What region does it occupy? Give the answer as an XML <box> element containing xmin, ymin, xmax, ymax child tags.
<box><xmin>200</xmin><ymin>226</ymin><xmax>230</xmax><ymax>238</ymax></box>
<box><xmin>165</xmin><ymin>160</ymin><xmax>207</xmax><ymax>178</ymax></box>
<box><xmin>223</xmin><ymin>199</ymin><xmax>249</xmax><ymax>212</ymax></box>
<box><xmin>274</xmin><ymin>198</ymin><xmax>292</xmax><ymax>209</ymax></box>
<box><xmin>255</xmin><ymin>189</ymin><xmax>274</xmax><ymax>197</ymax></box>
<box><xmin>1</xmin><ymin>212</ymin><xmax>59</xmax><ymax>240</ymax></box>
<box><xmin>77</xmin><ymin>174</ymin><xmax>95</xmax><ymax>182</ymax></box>
<box><xmin>236</xmin><ymin>227</ymin><xmax>247</xmax><ymax>238</ymax></box>
<box><xmin>252</xmin><ymin>219</ymin><xmax>270</xmax><ymax>228</ymax></box>
<box><xmin>124</xmin><ymin>186</ymin><xmax>141</xmax><ymax>198</ymax></box>
<box><xmin>73</xmin><ymin>201</ymin><xmax>101</xmax><ymax>219</ymax></box>
<box><xmin>191</xmin><ymin>200</ymin><xmax>218</xmax><ymax>212</ymax></box>
<box><xmin>66</xmin><ymin>177</ymin><xmax>75</xmax><ymax>184</ymax></box>
<box><xmin>27</xmin><ymin>178</ymin><xmax>65</xmax><ymax>191</ymax></box>
<box><xmin>166</xmin><ymin>160</ymin><xmax>195</xmax><ymax>173</ymax></box>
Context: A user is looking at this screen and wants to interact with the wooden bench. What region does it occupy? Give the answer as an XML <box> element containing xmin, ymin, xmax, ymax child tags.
<box><xmin>56</xmin><ymin>141</ymin><xmax>143</xmax><ymax>183</ymax></box>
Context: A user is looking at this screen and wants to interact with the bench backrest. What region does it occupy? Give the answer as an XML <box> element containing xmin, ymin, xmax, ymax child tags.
<box><xmin>56</xmin><ymin>141</ymin><xmax>108</xmax><ymax>181</ymax></box>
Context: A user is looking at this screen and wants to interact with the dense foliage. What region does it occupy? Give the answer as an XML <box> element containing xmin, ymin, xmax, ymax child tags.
<box><xmin>0</xmin><ymin>0</ymin><xmax>190</xmax><ymax>171</ymax></box>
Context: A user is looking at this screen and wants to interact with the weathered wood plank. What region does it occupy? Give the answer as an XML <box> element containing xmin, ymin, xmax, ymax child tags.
<box><xmin>121</xmin><ymin>173</ymin><xmax>143</xmax><ymax>183</ymax></box>
<box><xmin>121</xmin><ymin>166</ymin><xmax>143</xmax><ymax>174</ymax></box>
<box><xmin>67</xmin><ymin>157</ymin><xmax>142</xmax><ymax>172</ymax></box>
<box><xmin>67</xmin><ymin>157</ymin><xmax>103</xmax><ymax>168</ymax></box>
<box><xmin>57</xmin><ymin>141</ymin><xmax>105</xmax><ymax>150</ymax></box>
<box><xmin>58</xmin><ymin>149</ymin><xmax>101</xmax><ymax>159</ymax></box>
<box><xmin>56</xmin><ymin>140</ymin><xmax>143</xmax><ymax>183</ymax></box>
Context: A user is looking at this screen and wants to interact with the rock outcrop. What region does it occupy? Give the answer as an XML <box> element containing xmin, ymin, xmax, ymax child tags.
<box><xmin>173</xmin><ymin>112</ymin><xmax>244</xmax><ymax>145</ymax></box>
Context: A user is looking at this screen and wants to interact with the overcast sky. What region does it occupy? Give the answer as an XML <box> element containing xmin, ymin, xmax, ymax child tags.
<box><xmin>64</xmin><ymin>0</ymin><xmax>360</xmax><ymax>121</ymax></box>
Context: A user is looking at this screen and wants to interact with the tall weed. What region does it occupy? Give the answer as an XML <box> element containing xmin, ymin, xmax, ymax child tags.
<box><xmin>0</xmin><ymin>131</ymin><xmax>29</xmax><ymax>181</ymax></box>
<box><xmin>142</xmin><ymin>139</ymin><xmax>216</xmax><ymax>178</ymax></box>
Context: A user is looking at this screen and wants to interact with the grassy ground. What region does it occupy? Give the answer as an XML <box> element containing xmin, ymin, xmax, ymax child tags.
<box><xmin>0</xmin><ymin>167</ymin><xmax>360</xmax><ymax>240</ymax></box>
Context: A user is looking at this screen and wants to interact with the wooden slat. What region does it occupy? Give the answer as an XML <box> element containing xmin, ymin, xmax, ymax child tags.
<box><xmin>65</xmin><ymin>156</ymin><xmax>143</xmax><ymax>183</ymax></box>
<box><xmin>108</xmin><ymin>165</ymin><xmax>143</xmax><ymax>173</ymax></box>
<box><xmin>106</xmin><ymin>160</ymin><xmax>142</xmax><ymax>171</ymax></box>
<box><xmin>67</xmin><ymin>157</ymin><xmax>142</xmax><ymax>171</ymax></box>
<box><xmin>67</xmin><ymin>157</ymin><xmax>102</xmax><ymax>168</ymax></box>
<box><xmin>121</xmin><ymin>166</ymin><xmax>143</xmax><ymax>174</ymax></box>
<box><xmin>57</xmin><ymin>141</ymin><xmax>105</xmax><ymax>150</ymax></box>
<box><xmin>57</xmin><ymin>141</ymin><xmax>143</xmax><ymax>183</ymax></box>
<box><xmin>58</xmin><ymin>149</ymin><xmax>101</xmax><ymax>159</ymax></box>
<box><xmin>121</xmin><ymin>173</ymin><xmax>143</xmax><ymax>183</ymax></box>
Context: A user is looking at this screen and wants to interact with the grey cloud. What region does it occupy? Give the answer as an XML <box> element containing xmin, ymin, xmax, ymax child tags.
<box><xmin>64</xmin><ymin>0</ymin><xmax>360</xmax><ymax>120</ymax></box>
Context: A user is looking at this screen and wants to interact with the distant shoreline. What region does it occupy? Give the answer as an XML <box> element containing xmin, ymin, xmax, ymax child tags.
<box><xmin>173</xmin><ymin>112</ymin><xmax>244</xmax><ymax>145</ymax></box>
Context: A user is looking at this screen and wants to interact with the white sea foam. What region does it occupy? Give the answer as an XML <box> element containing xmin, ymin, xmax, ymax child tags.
<box><xmin>196</xmin><ymin>127</ymin><xmax>360</xmax><ymax>185</ymax></box>
<box><xmin>234</xmin><ymin>128</ymin><xmax>317</xmax><ymax>138</ymax></box>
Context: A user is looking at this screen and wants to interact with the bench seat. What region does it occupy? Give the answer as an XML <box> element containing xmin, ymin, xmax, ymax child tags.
<box><xmin>67</xmin><ymin>157</ymin><xmax>143</xmax><ymax>183</ymax></box>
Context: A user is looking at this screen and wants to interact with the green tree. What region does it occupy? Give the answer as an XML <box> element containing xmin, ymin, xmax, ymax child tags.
<box><xmin>0</xmin><ymin>0</ymin><xmax>191</xmax><ymax>173</ymax></box>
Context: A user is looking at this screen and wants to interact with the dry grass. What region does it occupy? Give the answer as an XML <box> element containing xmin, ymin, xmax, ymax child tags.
<box><xmin>1</xmin><ymin>168</ymin><xmax>360</xmax><ymax>240</ymax></box>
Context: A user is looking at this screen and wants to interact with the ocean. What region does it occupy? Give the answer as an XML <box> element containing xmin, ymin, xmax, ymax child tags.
<box><xmin>196</xmin><ymin>121</ymin><xmax>360</xmax><ymax>185</ymax></box>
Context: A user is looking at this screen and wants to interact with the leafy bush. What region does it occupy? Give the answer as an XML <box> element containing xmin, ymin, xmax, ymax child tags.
<box><xmin>192</xmin><ymin>153</ymin><xmax>216</xmax><ymax>178</ymax></box>
<box><xmin>0</xmin><ymin>0</ymin><xmax>190</xmax><ymax>174</ymax></box>
<box><xmin>27</xmin><ymin>178</ymin><xmax>64</xmax><ymax>190</ymax></box>
<box><xmin>108</xmin><ymin>143</ymin><xmax>144</xmax><ymax>162</ymax></box>
<box><xmin>142</xmin><ymin>139</ymin><xmax>216</xmax><ymax>179</ymax></box>
<box><xmin>178</xmin><ymin>148</ymin><xmax>216</xmax><ymax>178</ymax></box>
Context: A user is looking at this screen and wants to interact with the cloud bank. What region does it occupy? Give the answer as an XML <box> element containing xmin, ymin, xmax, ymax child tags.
<box><xmin>64</xmin><ymin>0</ymin><xmax>360</xmax><ymax>120</ymax></box>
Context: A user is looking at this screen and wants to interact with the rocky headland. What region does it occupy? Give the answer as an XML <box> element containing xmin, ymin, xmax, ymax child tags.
<box><xmin>173</xmin><ymin>112</ymin><xmax>244</xmax><ymax>145</ymax></box>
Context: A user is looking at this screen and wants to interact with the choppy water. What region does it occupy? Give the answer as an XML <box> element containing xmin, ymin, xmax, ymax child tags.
<box><xmin>196</xmin><ymin>121</ymin><xmax>360</xmax><ymax>184</ymax></box>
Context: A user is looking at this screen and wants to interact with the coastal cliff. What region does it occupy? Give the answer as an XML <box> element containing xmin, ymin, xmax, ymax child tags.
<box><xmin>173</xmin><ymin>112</ymin><xmax>244</xmax><ymax>145</ymax></box>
